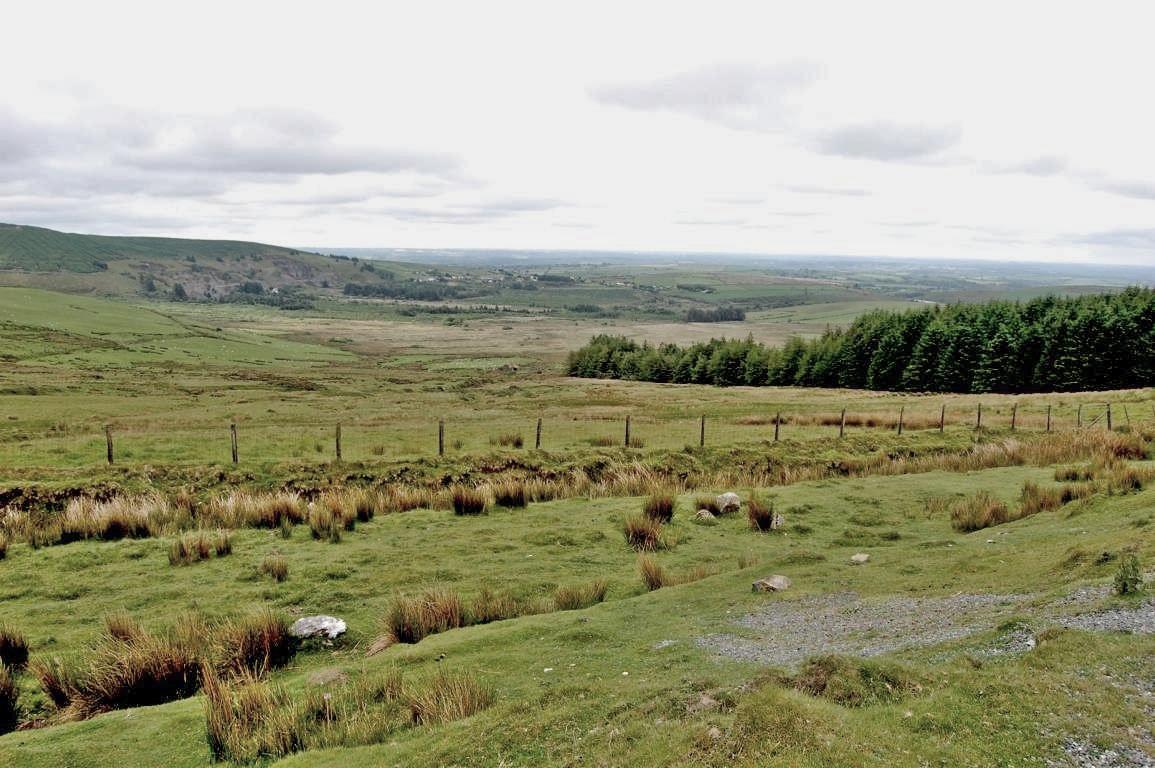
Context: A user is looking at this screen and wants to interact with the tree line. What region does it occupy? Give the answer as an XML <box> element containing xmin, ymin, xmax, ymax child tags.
<box><xmin>567</xmin><ymin>288</ymin><xmax>1155</xmax><ymax>393</ymax></box>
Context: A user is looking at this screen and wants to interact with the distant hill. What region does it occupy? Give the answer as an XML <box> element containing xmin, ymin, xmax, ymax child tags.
<box><xmin>0</xmin><ymin>223</ymin><xmax>317</xmax><ymax>273</ymax></box>
<box><xmin>0</xmin><ymin>223</ymin><xmax>421</xmax><ymax>304</ymax></box>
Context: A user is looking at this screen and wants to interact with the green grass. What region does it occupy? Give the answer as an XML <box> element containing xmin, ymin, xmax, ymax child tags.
<box><xmin>0</xmin><ymin>465</ymin><xmax>1152</xmax><ymax>765</ymax></box>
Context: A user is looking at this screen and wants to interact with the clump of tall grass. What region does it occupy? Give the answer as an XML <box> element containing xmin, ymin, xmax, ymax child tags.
<box><xmin>492</xmin><ymin>480</ymin><xmax>528</xmax><ymax>508</ymax></box>
<box><xmin>259</xmin><ymin>553</ymin><xmax>289</xmax><ymax>582</ymax></box>
<box><xmin>642</xmin><ymin>492</ymin><xmax>676</xmax><ymax>523</ymax></box>
<box><xmin>694</xmin><ymin>495</ymin><xmax>722</xmax><ymax>515</ymax></box>
<box><xmin>409</xmin><ymin>670</ymin><xmax>494</xmax><ymax>724</ymax></box>
<box><xmin>451</xmin><ymin>486</ymin><xmax>489</xmax><ymax>516</ymax></box>
<box><xmin>553</xmin><ymin>579</ymin><xmax>608</xmax><ymax>611</ymax></box>
<box><xmin>214</xmin><ymin>610</ymin><xmax>297</xmax><ymax>677</ymax></box>
<box><xmin>637</xmin><ymin>555</ymin><xmax>719</xmax><ymax>591</ymax></box>
<box><xmin>349</xmin><ymin>488</ymin><xmax>378</xmax><ymax>523</ymax></box>
<box><xmin>1019</xmin><ymin>481</ymin><xmax>1065</xmax><ymax>518</ymax></box>
<box><xmin>491</xmin><ymin>432</ymin><xmax>524</xmax><ymax>449</ymax></box>
<box><xmin>0</xmin><ymin>531</ymin><xmax>8</xmax><ymax>560</ymax></box>
<box><xmin>949</xmin><ymin>491</ymin><xmax>1011</xmax><ymax>532</ymax></box>
<box><xmin>381</xmin><ymin>589</ymin><xmax>467</xmax><ymax>645</ymax></box>
<box><xmin>0</xmin><ymin>626</ymin><xmax>28</xmax><ymax>670</ymax></box>
<box><xmin>308</xmin><ymin>504</ymin><xmax>344</xmax><ymax>543</ymax></box>
<box><xmin>623</xmin><ymin>514</ymin><xmax>668</xmax><ymax>552</ymax></box>
<box><xmin>0</xmin><ymin>663</ymin><xmax>18</xmax><ymax>734</ymax></box>
<box><xmin>788</xmin><ymin>654</ymin><xmax>923</xmax><ymax>707</ymax></box>
<box><xmin>746</xmin><ymin>494</ymin><xmax>778</xmax><ymax>532</ymax></box>
<box><xmin>169</xmin><ymin>530</ymin><xmax>233</xmax><ymax>565</ymax></box>
<box><xmin>59</xmin><ymin>494</ymin><xmax>171</xmax><ymax>542</ymax></box>
<box><xmin>1114</xmin><ymin>553</ymin><xmax>1144</xmax><ymax>596</ymax></box>
<box><xmin>104</xmin><ymin>611</ymin><xmax>144</xmax><ymax>643</ymax></box>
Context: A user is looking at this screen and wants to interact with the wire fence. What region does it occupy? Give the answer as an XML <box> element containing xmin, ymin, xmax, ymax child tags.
<box><xmin>0</xmin><ymin>400</ymin><xmax>1147</xmax><ymax>470</ymax></box>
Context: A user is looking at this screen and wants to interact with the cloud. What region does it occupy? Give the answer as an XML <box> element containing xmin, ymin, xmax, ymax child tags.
<box><xmin>785</xmin><ymin>183</ymin><xmax>871</xmax><ymax>197</ymax></box>
<box><xmin>992</xmin><ymin>154</ymin><xmax>1068</xmax><ymax>176</ymax></box>
<box><xmin>342</xmin><ymin>196</ymin><xmax>568</xmax><ymax>225</ymax></box>
<box><xmin>1067</xmin><ymin>228</ymin><xmax>1155</xmax><ymax>248</ymax></box>
<box><xmin>811</xmin><ymin>121</ymin><xmax>961</xmax><ymax>161</ymax></box>
<box><xmin>1085</xmin><ymin>177</ymin><xmax>1155</xmax><ymax>201</ymax></box>
<box><xmin>590</xmin><ymin>60</ymin><xmax>821</xmax><ymax>132</ymax></box>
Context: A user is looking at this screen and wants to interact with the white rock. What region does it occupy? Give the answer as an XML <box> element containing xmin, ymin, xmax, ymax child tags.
<box><xmin>850</xmin><ymin>553</ymin><xmax>870</xmax><ymax>565</ymax></box>
<box><xmin>716</xmin><ymin>492</ymin><xmax>742</xmax><ymax>514</ymax></box>
<box><xmin>752</xmin><ymin>575</ymin><xmax>791</xmax><ymax>592</ymax></box>
<box><xmin>289</xmin><ymin>615</ymin><xmax>347</xmax><ymax>640</ymax></box>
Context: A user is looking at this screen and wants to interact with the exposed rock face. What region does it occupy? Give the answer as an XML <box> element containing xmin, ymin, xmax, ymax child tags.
<box><xmin>290</xmin><ymin>615</ymin><xmax>347</xmax><ymax>640</ymax></box>
<box><xmin>752</xmin><ymin>575</ymin><xmax>791</xmax><ymax>592</ymax></box>
<box><xmin>716</xmin><ymin>492</ymin><xmax>741</xmax><ymax>515</ymax></box>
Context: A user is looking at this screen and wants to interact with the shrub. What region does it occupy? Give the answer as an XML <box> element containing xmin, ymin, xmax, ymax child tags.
<box><xmin>642</xmin><ymin>492</ymin><xmax>675</xmax><ymax>523</ymax></box>
<box><xmin>259</xmin><ymin>553</ymin><xmax>289</xmax><ymax>582</ymax></box>
<box><xmin>949</xmin><ymin>491</ymin><xmax>1011</xmax><ymax>532</ymax></box>
<box><xmin>638</xmin><ymin>555</ymin><xmax>670</xmax><ymax>591</ymax></box>
<box><xmin>451</xmin><ymin>487</ymin><xmax>489</xmax><ymax>516</ymax></box>
<box><xmin>0</xmin><ymin>663</ymin><xmax>18</xmax><ymax>734</ymax></box>
<box><xmin>623</xmin><ymin>514</ymin><xmax>667</xmax><ymax>552</ymax></box>
<box><xmin>0</xmin><ymin>626</ymin><xmax>28</xmax><ymax>670</ymax></box>
<box><xmin>408</xmin><ymin>670</ymin><xmax>494</xmax><ymax>725</ymax></box>
<box><xmin>746</xmin><ymin>494</ymin><xmax>777</xmax><ymax>532</ymax></box>
<box><xmin>789</xmin><ymin>654</ymin><xmax>923</xmax><ymax>707</ymax></box>
<box><xmin>553</xmin><ymin>579</ymin><xmax>609</xmax><ymax>611</ymax></box>
<box><xmin>1114</xmin><ymin>554</ymin><xmax>1144</xmax><ymax>596</ymax></box>
<box><xmin>492</xmin><ymin>480</ymin><xmax>528</xmax><ymax>509</ymax></box>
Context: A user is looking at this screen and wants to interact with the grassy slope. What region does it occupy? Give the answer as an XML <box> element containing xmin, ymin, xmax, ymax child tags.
<box><xmin>0</xmin><ymin>466</ymin><xmax>1152</xmax><ymax>766</ymax></box>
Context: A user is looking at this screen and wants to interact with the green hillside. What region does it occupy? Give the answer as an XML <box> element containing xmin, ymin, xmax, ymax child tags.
<box><xmin>0</xmin><ymin>223</ymin><xmax>312</xmax><ymax>273</ymax></box>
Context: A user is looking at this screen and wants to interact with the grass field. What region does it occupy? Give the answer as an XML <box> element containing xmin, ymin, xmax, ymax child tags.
<box><xmin>0</xmin><ymin>280</ymin><xmax>1152</xmax><ymax>766</ymax></box>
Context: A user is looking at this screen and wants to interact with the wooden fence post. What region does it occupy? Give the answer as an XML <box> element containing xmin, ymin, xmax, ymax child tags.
<box><xmin>1046</xmin><ymin>404</ymin><xmax>1052</xmax><ymax>433</ymax></box>
<box><xmin>1077</xmin><ymin>404</ymin><xmax>1083</xmax><ymax>428</ymax></box>
<box><xmin>438</xmin><ymin>419</ymin><xmax>444</xmax><ymax>456</ymax></box>
<box><xmin>897</xmin><ymin>406</ymin><xmax>905</xmax><ymax>436</ymax></box>
<box><xmin>773</xmin><ymin>412</ymin><xmax>781</xmax><ymax>442</ymax></box>
<box><xmin>939</xmin><ymin>404</ymin><xmax>946</xmax><ymax>433</ymax></box>
<box><xmin>624</xmin><ymin>415</ymin><xmax>631</xmax><ymax>448</ymax></box>
<box><xmin>1010</xmin><ymin>403</ymin><xmax>1017</xmax><ymax>431</ymax></box>
<box><xmin>839</xmin><ymin>408</ymin><xmax>846</xmax><ymax>438</ymax></box>
<box><xmin>230</xmin><ymin>423</ymin><xmax>238</xmax><ymax>464</ymax></box>
<box><xmin>105</xmin><ymin>425</ymin><xmax>114</xmax><ymax>465</ymax></box>
<box><xmin>1106</xmin><ymin>403</ymin><xmax>1113</xmax><ymax>431</ymax></box>
<box><xmin>699</xmin><ymin>415</ymin><xmax>706</xmax><ymax>448</ymax></box>
<box><xmin>976</xmin><ymin>403</ymin><xmax>982</xmax><ymax>430</ymax></box>
<box><xmin>535</xmin><ymin>417</ymin><xmax>542</xmax><ymax>450</ymax></box>
<box><xmin>1123</xmin><ymin>404</ymin><xmax>1131</xmax><ymax>429</ymax></box>
<box><xmin>335</xmin><ymin>424</ymin><xmax>342</xmax><ymax>461</ymax></box>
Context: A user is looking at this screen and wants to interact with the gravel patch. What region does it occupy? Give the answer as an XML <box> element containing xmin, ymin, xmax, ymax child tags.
<box><xmin>696</xmin><ymin>591</ymin><xmax>1028</xmax><ymax>666</ymax></box>
<box><xmin>1057</xmin><ymin>597</ymin><xmax>1155</xmax><ymax>635</ymax></box>
<box><xmin>1045</xmin><ymin>738</ymin><xmax>1155</xmax><ymax>768</ymax></box>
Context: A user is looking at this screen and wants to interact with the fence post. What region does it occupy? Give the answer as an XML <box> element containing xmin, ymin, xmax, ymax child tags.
<box><xmin>897</xmin><ymin>406</ymin><xmax>905</xmax><ymax>436</ymax></box>
<box><xmin>1123</xmin><ymin>404</ymin><xmax>1131</xmax><ymax>429</ymax></box>
<box><xmin>105</xmin><ymin>425</ymin><xmax>114</xmax><ymax>465</ymax></box>
<box><xmin>773</xmin><ymin>412</ymin><xmax>781</xmax><ymax>442</ymax></box>
<box><xmin>939</xmin><ymin>403</ymin><xmax>946</xmax><ymax>433</ymax></box>
<box><xmin>535</xmin><ymin>417</ymin><xmax>542</xmax><ymax>450</ymax></box>
<box><xmin>699</xmin><ymin>414</ymin><xmax>706</xmax><ymax>448</ymax></box>
<box><xmin>976</xmin><ymin>403</ymin><xmax>982</xmax><ymax>430</ymax></box>
<box><xmin>438</xmin><ymin>419</ymin><xmax>444</xmax><ymax>456</ymax></box>
<box><xmin>1106</xmin><ymin>403</ymin><xmax>1113</xmax><ymax>431</ymax></box>
<box><xmin>1011</xmin><ymin>403</ymin><xmax>1017</xmax><ymax>431</ymax></box>
<box><xmin>624</xmin><ymin>415</ymin><xmax>631</xmax><ymax>447</ymax></box>
<box><xmin>839</xmin><ymin>407</ymin><xmax>846</xmax><ymax>438</ymax></box>
<box><xmin>1077</xmin><ymin>404</ymin><xmax>1083</xmax><ymax>428</ymax></box>
<box><xmin>230</xmin><ymin>423</ymin><xmax>238</xmax><ymax>464</ymax></box>
<box><xmin>1046</xmin><ymin>404</ymin><xmax>1052</xmax><ymax>433</ymax></box>
<box><xmin>335</xmin><ymin>424</ymin><xmax>342</xmax><ymax>461</ymax></box>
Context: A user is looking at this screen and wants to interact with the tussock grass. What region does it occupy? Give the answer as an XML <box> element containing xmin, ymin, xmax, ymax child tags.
<box><xmin>491</xmin><ymin>432</ymin><xmax>524</xmax><ymax>449</ymax></box>
<box><xmin>169</xmin><ymin>530</ymin><xmax>232</xmax><ymax>565</ymax></box>
<box><xmin>637</xmin><ymin>555</ymin><xmax>719</xmax><ymax>590</ymax></box>
<box><xmin>746</xmin><ymin>494</ymin><xmax>778</xmax><ymax>532</ymax></box>
<box><xmin>0</xmin><ymin>663</ymin><xmax>18</xmax><ymax>735</ymax></box>
<box><xmin>0</xmin><ymin>626</ymin><xmax>28</xmax><ymax>671</ymax></box>
<box><xmin>642</xmin><ymin>492</ymin><xmax>676</xmax><ymax>523</ymax></box>
<box><xmin>214</xmin><ymin>610</ymin><xmax>297</xmax><ymax>677</ymax></box>
<box><xmin>553</xmin><ymin>579</ymin><xmax>608</xmax><ymax>611</ymax></box>
<box><xmin>409</xmin><ymin>670</ymin><xmax>494</xmax><ymax>725</ymax></box>
<box><xmin>949</xmin><ymin>491</ymin><xmax>1011</xmax><ymax>532</ymax></box>
<box><xmin>259</xmin><ymin>553</ymin><xmax>289</xmax><ymax>582</ymax></box>
<box><xmin>308</xmin><ymin>504</ymin><xmax>344</xmax><ymax>543</ymax></box>
<box><xmin>1019</xmin><ymin>481</ymin><xmax>1065</xmax><ymax>517</ymax></box>
<box><xmin>451</xmin><ymin>487</ymin><xmax>489</xmax><ymax>516</ymax></box>
<box><xmin>693</xmin><ymin>495</ymin><xmax>722</xmax><ymax>515</ymax></box>
<box><xmin>103</xmin><ymin>612</ymin><xmax>144</xmax><ymax>643</ymax></box>
<box><xmin>381</xmin><ymin>589</ymin><xmax>467</xmax><ymax>645</ymax></box>
<box><xmin>788</xmin><ymin>654</ymin><xmax>923</xmax><ymax>707</ymax></box>
<box><xmin>492</xmin><ymin>480</ymin><xmax>528</xmax><ymax>508</ymax></box>
<box><xmin>623</xmin><ymin>514</ymin><xmax>668</xmax><ymax>552</ymax></box>
<box><xmin>0</xmin><ymin>531</ymin><xmax>8</xmax><ymax>560</ymax></box>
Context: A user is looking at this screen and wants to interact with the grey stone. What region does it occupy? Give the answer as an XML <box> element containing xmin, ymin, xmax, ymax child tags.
<box><xmin>289</xmin><ymin>615</ymin><xmax>347</xmax><ymax>640</ymax></box>
<box><xmin>752</xmin><ymin>575</ymin><xmax>791</xmax><ymax>592</ymax></box>
<box><xmin>716</xmin><ymin>492</ymin><xmax>741</xmax><ymax>515</ymax></box>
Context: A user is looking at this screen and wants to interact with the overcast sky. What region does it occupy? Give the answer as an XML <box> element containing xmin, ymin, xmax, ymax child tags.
<box><xmin>4</xmin><ymin>1</ymin><xmax>1155</xmax><ymax>264</ymax></box>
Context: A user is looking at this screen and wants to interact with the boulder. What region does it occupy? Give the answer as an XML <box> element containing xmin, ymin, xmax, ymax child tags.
<box><xmin>289</xmin><ymin>615</ymin><xmax>347</xmax><ymax>640</ymax></box>
<box><xmin>850</xmin><ymin>553</ymin><xmax>870</xmax><ymax>565</ymax></box>
<box><xmin>752</xmin><ymin>575</ymin><xmax>791</xmax><ymax>592</ymax></box>
<box><xmin>694</xmin><ymin>509</ymin><xmax>716</xmax><ymax>521</ymax></box>
<box><xmin>716</xmin><ymin>492</ymin><xmax>741</xmax><ymax>515</ymax></box>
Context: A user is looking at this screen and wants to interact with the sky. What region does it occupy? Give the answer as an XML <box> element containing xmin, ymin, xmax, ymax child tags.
<box><xmin>4</xmin><ymin>1</ymin><xmax>1155</xmax><ymax>264</ymax></box>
